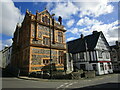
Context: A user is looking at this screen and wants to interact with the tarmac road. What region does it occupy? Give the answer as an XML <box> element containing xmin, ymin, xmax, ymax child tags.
<box><xmin>1</xmin><ymin>73</ymin><xmax>120</xmax><ymax>89</ymax></box>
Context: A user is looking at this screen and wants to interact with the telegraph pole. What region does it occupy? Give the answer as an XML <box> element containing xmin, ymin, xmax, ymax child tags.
<box><xmin>49</xmin><ymin>14</ymin><xmax>55</xmax><ymax>79</ymax></box>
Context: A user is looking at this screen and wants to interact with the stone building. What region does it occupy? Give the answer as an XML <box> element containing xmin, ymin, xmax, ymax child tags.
<box><xmin>67</xmin><ymin>31</ymin><xmax>113</xmax><ymax>75</ymax></box>
<box><xmin>11</xmin><ymin>10</ymin><xmax>67</xmax><ymax>75</ymax></box>
<box><xmin>110</xmin><ymin>41</ymin><xmax>120</xmax><ymax>72</ymax></box>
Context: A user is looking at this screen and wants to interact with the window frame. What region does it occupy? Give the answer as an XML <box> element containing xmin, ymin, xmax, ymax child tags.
<box><xmin>43</xmin><ymin>36</ymin><xmax>49</xmax><ymax>46</ymax></box>
<box><xmin>98</xmin><ymin>51</ymin><xmax>102</xmax><ymax>58</ymax></box>
<box><xmin>58</xmin><ymin>51</ymin><xmax>64</xmax><ymax>64</ymax></box>
<box><xmin>100</xmin><ymin>63</ymin><xmax>104</xmax><ymax>71</ymax></box>
<box><xmin>58</xmin><ymin>31</ymin><xmax>63</xmax><ymax>43</ymax></box>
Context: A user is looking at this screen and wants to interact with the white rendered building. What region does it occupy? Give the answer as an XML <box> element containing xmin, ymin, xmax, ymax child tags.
<box><xmin>67</xmin><ymin>31</ymin><xmax>113</xmax><ymax>75</ymax></box>
<box><xmin>1</xmin><ymin>46</ymin><xmax>12</xmax><ymax>68</ymax></box>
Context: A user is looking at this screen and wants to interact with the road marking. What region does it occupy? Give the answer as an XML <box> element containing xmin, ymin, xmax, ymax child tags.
<box><xmin>56</xmin><ymin>82</ymin><xmax>77</xmax><ymax>89</ymax></box>
<box><xmin>65</xmin><ymin>82</ymin><xmax>77</xmax><ymax>88</ymax></box>
<box><xmin>56</xmin><ymin>83</ymin><xmax>68</xmax><ymax>89</ymax></box>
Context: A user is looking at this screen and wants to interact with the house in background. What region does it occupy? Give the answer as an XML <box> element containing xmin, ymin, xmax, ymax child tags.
<box><xmin>67</xmin><ymin>31</ymin><xmax>113</xmax><ymax>75</ymax></box>
<box><xmin>0</xmin><ymin>46</ymin><xmax>12</xmax><ymax>69</ymax></box>
<box><xmin>110</xmin><ymin>41</ymin><xmax>120</xmax><ymax>72</ymax></box>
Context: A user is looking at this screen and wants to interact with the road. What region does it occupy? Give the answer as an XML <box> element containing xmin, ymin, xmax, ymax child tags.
<box><xmin>1</xmin><ymin>73</ymin><xmax>120</xmax><ymax>89</ymax></box>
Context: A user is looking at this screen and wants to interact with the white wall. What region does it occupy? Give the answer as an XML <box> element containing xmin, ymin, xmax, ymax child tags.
<box><xmin>2</xmin><ymin>47</ymin><xmax>12</xmax><ymax>68</ymax></box>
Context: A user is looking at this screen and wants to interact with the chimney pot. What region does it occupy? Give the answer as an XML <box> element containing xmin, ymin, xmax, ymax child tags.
<box><xmin>81</xmin><ymin>34</ymin><xmax>84</xmax><ymax>39</ymax></box>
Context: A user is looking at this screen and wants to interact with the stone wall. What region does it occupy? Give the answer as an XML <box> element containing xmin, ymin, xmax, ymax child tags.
<box><xmin>30</xmin><ymin>47</ymin><xmax>65</xmax><ymax>72</ymax></box>
<box><xmin>31</xmin><ymin>24</ymin><xmax>66</xmax><ymax>49</ymax></box>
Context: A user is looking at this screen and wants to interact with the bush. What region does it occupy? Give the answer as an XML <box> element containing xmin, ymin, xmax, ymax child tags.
<box><xmin>29</xmin><ymin>72</ymin><xmax>37</xmax><ymax>77</ymax></box>
<box><xmin>51</xmin><ymin>71</ymin><xmax>81</xmax><ymax>79</ymax></box>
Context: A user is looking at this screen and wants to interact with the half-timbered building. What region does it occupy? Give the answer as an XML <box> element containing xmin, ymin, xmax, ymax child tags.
<box><xmin>67</xmin><ymin>31</ymin><xmax>113</xmax><ymax>75</ymax></box>
<box><xmin>11</xmin><ymin>9</ymin><xmax>67</xmax><ymax>75</ymax></box>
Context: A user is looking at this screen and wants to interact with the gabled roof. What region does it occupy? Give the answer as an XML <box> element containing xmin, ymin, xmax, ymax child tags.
<box><xmin>67</xmin><ymin>31</ymin><xmax>102</xmax><ymax>53</ymax></box>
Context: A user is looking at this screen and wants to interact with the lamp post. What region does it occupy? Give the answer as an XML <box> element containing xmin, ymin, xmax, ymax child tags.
<box><xmin>49</xmin><ymin>14</ymin><xmax>55</xmax><ymax>79</ymax></box>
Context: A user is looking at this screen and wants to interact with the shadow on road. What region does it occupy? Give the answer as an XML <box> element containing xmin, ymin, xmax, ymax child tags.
<box><xmin>72</xmin><ymin>83</ymin><xmax>120</xmax><ymax>89</ymax></box>
<box><xmin>1</xmin><ymin>68</ymin><xmax>16</xmax><ymax>78</ymax></box>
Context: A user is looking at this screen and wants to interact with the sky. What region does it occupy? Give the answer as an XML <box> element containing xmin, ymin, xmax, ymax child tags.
<box><xmin>0</xmin><ymin>0</ymin><xmax>119</xmax><ymax>50</ymax></box>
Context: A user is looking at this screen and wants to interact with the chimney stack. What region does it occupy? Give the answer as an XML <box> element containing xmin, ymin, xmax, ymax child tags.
<box><xmin>81</xmin><ymin>34</ymin><xmax>84</xmax><ymax>39</ymax></box>
<box><xmin>93</xmin><ymin>31</ymin><xmax>98</xmax><ymax>34</ymax></box>
<box><xmin>116</xmin><ymin>41</ymin><xmax>120</xmax><ymax>47</ymax></box>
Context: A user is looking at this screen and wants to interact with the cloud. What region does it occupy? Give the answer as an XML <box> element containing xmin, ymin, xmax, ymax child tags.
<box><xmin>77</xmin><ymin>17</ymin><xmax>103</xmax><ymax>26</ymax></box>
<box><xmin>4</xmin><ymin>39</ymin><xmax>13</xmax><ymax>46</ymax></box>
<box><xmin>74</xmin><ymin>0</ymin><xmax>114</xmax><ymax>17</ymax></box>
<box><xmin>50</xmin><ymin>2</ymin><xmax>79</xmax><ymax>19</ymax></box>
<box><xmin>48</xmin><ymin>1</ymin><xmax>114</xmax><ymax>20</ymax></box>
<box><xmin>67</xmin><ymin>37</ymin><xmax>76</xmax><ymax>42</ymax></box>
<box><xmin>67</xmin><ymin>28</ymin><xmax>80</xmax><ymax>35</ymax></box>
<box><xmin>66</xmin><ymin>19</ymin><xmax>75</xmax><ymax>27</ymax></box>
<box><xmin>1</xmin><ymin>0</ymin><xmax>24</xmax><ymax>37</ymax></box>
<box><xmin>68</xmin><ymin>15</ymin><xmax>118</xmax><ymax>45</ymax></box>
<box><xmin>0</xmin><ymin>40</ymin><xmax>2</xmax><ymax>51</ymax></box>
<box><xmin>0</xmin><ymin>39</ymin><xmax>12</xmax><ymax>50</ymax></box>
<box><xmin>82</xmin><ymin>20</ymin><xmax>118</xmax><ymax>45</ymax></box>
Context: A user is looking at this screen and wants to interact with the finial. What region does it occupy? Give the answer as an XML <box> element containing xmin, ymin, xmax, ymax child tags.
<box><xmin>36</xmin><ymin>10</ymin><xmax>38</xmax><ymax>13</ymax></box>
<box><xmin>58</xmin><ymin>16</ymin><xmax>62</xmax><ymax>25</ymax></box>
<box><xmin>26</xmin><ymin>9</ymin><xmax>29</xmax><ymax>12</ymax></box>
<box><xmin>45</xmin><ymin>7</ymin><xmax>47</xmax><ymax>10</ymax></box>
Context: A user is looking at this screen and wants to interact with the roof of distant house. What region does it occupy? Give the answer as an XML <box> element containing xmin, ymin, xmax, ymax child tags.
<box><xmin>67</xmin><ymin>31</ymin><xmax>109</xmax><ymax>53</ymax></box>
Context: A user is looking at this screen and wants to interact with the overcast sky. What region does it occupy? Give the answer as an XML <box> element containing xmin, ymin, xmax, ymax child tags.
<box><xmin>1</xmin><ymin>0</ymin><xmax>119</xmax><ymax>50</ymax></box>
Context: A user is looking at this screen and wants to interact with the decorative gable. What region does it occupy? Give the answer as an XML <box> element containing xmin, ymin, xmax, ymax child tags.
<box><xmin>95</xmin><ymin>33</ymin><xmax>110</xmax><ymax>51</ymax></box>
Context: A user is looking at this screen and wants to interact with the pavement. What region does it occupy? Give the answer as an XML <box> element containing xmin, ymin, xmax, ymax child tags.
<box><xmin>18</xmin><ymin>73</ymin><xmax>119</xmax><ymax>82</ymax></box>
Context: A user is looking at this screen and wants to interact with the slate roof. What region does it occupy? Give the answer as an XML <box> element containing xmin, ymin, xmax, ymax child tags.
<box><xmin>110</xmin><ymin>44</ymin><xmax>120</xmax><ymax>50</ymax></box>
<box><xmin>67</xmin><ymin>31</ymin><xmax>101</xmax><ymax>53</ymax></box>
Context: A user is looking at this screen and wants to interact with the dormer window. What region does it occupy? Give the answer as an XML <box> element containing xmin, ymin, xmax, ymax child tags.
<box><xmin>45</xmin><ymin>16</ymin><xmax>48</xmax><ymax>23</ymax></box>
<box><xmin>42</xmin><ymin>16</ymin><xmax>50</xmax><ymax>24</ymax></box>
<box><xmin>42</xmin><ymin>17</ymin><xmax>45</xmax><ymax>22</ymax></box>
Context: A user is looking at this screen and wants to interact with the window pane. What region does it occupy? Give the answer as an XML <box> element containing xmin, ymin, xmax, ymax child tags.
<box><xmin>100</xmin><ymin>63</ymin><xmax>104</xmax><ymax>71</ymax></box>
<box><xmin>98</xmin><ymin>51</ymin><xmax>102</xmax><ymax>58</ymax></box>
<box><xmin>80</xmin><ymin>64</ymin><xmax>86</xmax><ymax>70</ymax></box>
<box><xmin>43</xmin><ymin>37</ymin><xmax>49</xmax><ymax>45</ymax></box>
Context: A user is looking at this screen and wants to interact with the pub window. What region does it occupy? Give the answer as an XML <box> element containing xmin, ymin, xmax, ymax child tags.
<box><xmin>92</xmin><ymin>64</ymin><xmax>97</xmax><ymax>71</ymax></box>
<box><xmin>43</xmin><ymin>37</ymin><xmax>49</xmax><ymax>45</ymax></box>
<box><xmin>58</xmin><ymin>51</ymin><xmax>64</xmax><ymax>64</ymax></box>
<box><xmin>80</xmin><ymin>64</ymin><xmax>86</xmax><ymax>70</ymax></box>
<box><xmin>80</xmin><ymin>53</ymin><xmax>84</xmax><ymax>59</ymax></box>
<box><xmin>104</xmin><ymin>64</ymin><xmax>107</xmax><ymax>70</ymax></box>
<box><xmin>107</xmin><ymin>62</ymin><xmax>112</xmax><ymax>69</ymax></box>
<box><xmin>100</xmin><ymin>63</ymin><xmax>104</xmax><ymax>71</ymax></box>
<box><xmin>98</xmin><ymin>51</ymin><xmax>102</xmax><ymax>58</ymax></box>
<box><xmin>58</xmin><ymin>32</ymin><xmax>63</xmax><ymax>43</ymax></box>
<box><xmin>106</xmin><ymin>52</ymin><xmax>109</xmax><ymax>59</ymax></box>
<box><xmin>43</xmin><ymin>59</ymin><xmax>49</xmax><ymax>65</ymax></box>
